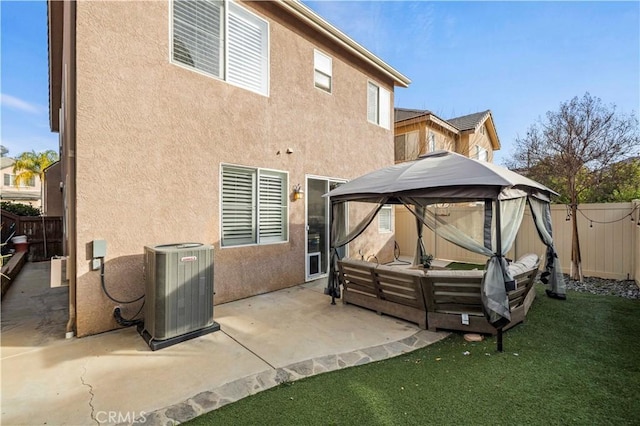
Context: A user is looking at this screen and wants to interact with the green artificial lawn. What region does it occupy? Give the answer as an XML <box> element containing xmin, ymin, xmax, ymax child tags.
<box><xmin>446</xmin><ymin>262</ymin><xmax>485</xmax><ymax>270</ymax></box>
<box><xmin>186</xmin><ymin>285</ymin><xmax>640</xmax><ymax>425</ymax></box>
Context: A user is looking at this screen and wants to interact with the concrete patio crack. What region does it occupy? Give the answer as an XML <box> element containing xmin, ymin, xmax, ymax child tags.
<box><xmin>221</xmin><ymin>330</ymin><xmax>276</xmax><ymax>370</ymax></box>
<box><xmin>80</xmin><ymin>365</ymin><xmax>99</xmax><ymax>426</ymax></box>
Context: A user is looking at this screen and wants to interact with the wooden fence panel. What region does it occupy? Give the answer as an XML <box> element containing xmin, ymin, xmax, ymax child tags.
<box><xmin>1</xmin><ymin>210</ymin><xmax>63</xmax><ymax>262</ymax></box>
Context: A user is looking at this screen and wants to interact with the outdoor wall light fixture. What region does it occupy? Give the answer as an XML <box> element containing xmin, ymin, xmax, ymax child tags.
<box><xmin>293</xmin><ymin>184</ymin><xmax>304</xmax><ymax>201</ymax></box>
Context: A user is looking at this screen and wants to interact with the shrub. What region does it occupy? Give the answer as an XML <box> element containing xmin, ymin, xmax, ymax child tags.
<box><xmin>1</xmin><ymin>201</ymin><xmax>41</xmax><ymax>216</ymax></box>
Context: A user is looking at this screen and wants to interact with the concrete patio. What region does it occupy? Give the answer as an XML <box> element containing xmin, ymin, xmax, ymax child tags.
<box><xmin>1</xmin><ymin>261</ymin><xmax>448</xmax><ymax>425</ymax></box>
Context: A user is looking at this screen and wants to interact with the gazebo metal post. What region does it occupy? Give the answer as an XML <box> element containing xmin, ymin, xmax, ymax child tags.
<box><xmin>495</xmin><ymin>199</ymin><xmax>504</xmax><ymax>352</ymax></box>
<box><xmin>330</xmin><ymin>199</ymin><xmax>336</xmax><ymax>305</ymax></box>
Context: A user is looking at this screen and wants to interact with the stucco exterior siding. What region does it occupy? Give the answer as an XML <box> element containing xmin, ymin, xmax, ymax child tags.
<box><xmin>72</xmin><ymin>1</ymin><xmax>395</xmax><ymax>336</ymax></box>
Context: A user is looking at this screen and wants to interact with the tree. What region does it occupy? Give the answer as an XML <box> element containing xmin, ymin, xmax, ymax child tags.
<box><xmin>582</xmin><ymin>157</ymin><xmax>640</xmax><ymax>203</ymax></box>
<box><xmin>507</xmin><ymin>93</ymin><xmax>639</xmax><ymax>281</ymax></box>
<box><xmin>0</xmin><ymin>145</ymin><xmax>8</xmax><ymax>157</ymax></box>
<box><xmin>12</xmin><ymin>150</ymin><xmax>59</xmax><ymax>187</ymax></box>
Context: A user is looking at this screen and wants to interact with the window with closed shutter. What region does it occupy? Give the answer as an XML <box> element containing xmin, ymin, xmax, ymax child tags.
<box><xmin>221</xmin><ymin>166</ymin><xmax>256</xmax><ymax>246</ymax></box>
<box><xmin>227</xmin><ymin>2</ymin><xmax>269</xmax><ymax>95</ymax></box>
<box><xmin>171</xmin><ymin>0</ymin><xmax>269</xmax><ymax>96</ymax></box>
<box><xmin>221</xmin><ymin>165</ymin><xmax>288</xmax><ymax>247</ymax></box>
<box><xmin>258</xmin><ymin>171</ymin><xmax>287</xmax><ymax>243</ymax></box>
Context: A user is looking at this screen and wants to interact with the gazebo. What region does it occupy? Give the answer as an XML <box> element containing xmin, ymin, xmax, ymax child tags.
<box><xmin>324</xmin><ymin>151</ymin><xmax>566</xmax><ymax>349</ymax></box>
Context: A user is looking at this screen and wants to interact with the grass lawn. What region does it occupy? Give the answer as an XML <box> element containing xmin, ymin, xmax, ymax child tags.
<box><xmin>186</xmin><ymin>285</ymin><xmax>640</xmax><ymax>425</ymax></box>
<box><xmin>446</xmin><ymin>261</ymin><xmax>485</xmax><ymax>270</ymax></box>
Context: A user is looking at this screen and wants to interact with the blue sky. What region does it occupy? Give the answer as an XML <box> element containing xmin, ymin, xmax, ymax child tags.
<box><xmin>1</xmin><ymin>1</ymin><xmax>638</xmax><ymax>165</ymax></box>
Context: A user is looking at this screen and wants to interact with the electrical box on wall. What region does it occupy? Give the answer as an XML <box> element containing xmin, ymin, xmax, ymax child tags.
<box><xmin>93</xmin><ymin>239</ymin><xmax>107</xmax><ymax>258</ymax></box>
<box><xmin>92</xmin><ymin>239</ymin><xmax>107</xmax><ymax>270</ymax></box>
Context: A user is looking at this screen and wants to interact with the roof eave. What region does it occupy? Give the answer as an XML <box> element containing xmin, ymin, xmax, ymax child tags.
<box><xmin>48</xmin><ymin>0</ymin><xmax>63</xmax><ymax>133</ymax></box>
<box><xmin>276</xmin><ymin>1</ymin><xmax>411</xmax><ymax>88</ymax></box>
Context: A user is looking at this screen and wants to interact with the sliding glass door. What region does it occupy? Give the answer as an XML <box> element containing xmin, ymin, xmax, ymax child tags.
<box><xmin>305</xmin><ymin>177</ymin><xmax>345</xmax><ymax>280</ymax></box>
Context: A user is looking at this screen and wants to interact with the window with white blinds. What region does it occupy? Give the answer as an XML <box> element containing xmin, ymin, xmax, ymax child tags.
<box><xmin>172</xmin><ymin>0</ymin><xmax>269</xmax><ymax>96</ymax></box>
<box><xmin>367</xmin><ymin>81</ymin><xmax>390</xmax><ymax>129</ymax></box>
<box><xmin>314</xmin><ymin>50</ymin><xmax>332</xmax><ymax>93</ymax></box>
<box><xmin>379</xmin><ymin>205</ymin><xmax>392</xmax><ymax>233</ymax></box>
<box><xmin>221</xmin><ymin>165</ymin><xmax>288</xmax><ymax>247</ymax></box>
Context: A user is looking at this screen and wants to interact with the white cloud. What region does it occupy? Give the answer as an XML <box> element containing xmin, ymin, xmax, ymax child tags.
<box><xmin>1</xmin><ymin>93</ymin><xmax>41</xmax><ymax>114</ymax></box>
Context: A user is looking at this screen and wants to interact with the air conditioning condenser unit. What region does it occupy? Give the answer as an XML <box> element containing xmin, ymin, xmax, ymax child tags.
<box><xmin>138</xmin><ymin>243</ymin><xmax>220</xmax><ymax>350</ymax></box>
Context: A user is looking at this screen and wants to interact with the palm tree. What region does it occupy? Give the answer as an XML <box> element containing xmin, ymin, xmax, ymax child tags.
<box><xmin>12</xmin><ymin>150</ymin><xmax>59</xmax><ymax>187</ymax></box>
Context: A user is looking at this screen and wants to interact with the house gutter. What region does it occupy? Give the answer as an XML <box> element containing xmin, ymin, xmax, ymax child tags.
<box><xmin>275</xmin><ymin>1</ymin><xmax>411</xmax><ymax>88</ymax></box>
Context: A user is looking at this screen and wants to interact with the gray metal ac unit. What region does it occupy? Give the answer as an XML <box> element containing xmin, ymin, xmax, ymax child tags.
<box><xmin>138</xmin><ymin>243</ymin><xmax>220</xmax><ymax>350</ymax></box>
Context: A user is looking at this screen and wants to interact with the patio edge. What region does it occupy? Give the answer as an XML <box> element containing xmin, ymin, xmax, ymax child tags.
<box><xmin>127</xmin><ymin>329</ymin><xmax>448</xmax><ymax>426</ymax></box>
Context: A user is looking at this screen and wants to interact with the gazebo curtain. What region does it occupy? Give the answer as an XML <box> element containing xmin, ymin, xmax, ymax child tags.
<box><xmin>400</xmin><ymin>196</ymin><xmax>527</xmax><ymax>326</ymax></box>
<box><xmin>528</xmin><ymin>197</ymin><xmax>566</xmax><ymax>295</ymax></box>
<box><xmin>325</xmin><ymin>198</ymin><xmax>387</xmax><ymax>299</ymax></box>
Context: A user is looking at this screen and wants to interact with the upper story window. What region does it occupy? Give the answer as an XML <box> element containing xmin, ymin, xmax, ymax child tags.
<box><xmin>3</xmin><ymin>174</ymin><xmax>35</xmax><ymax>187</ymax></box>
<box><xmin>428</xmin><ymin>131</ymin><xmax>436</xmax><ymax>152</ymax></box>
<box><xmin>394</xmin><ymin>131</ymin><xmax>419</xmax><ymax>162</ymax></box>
<box><xmin>221</xmin><ymin>164</ymin><xmax>288</xmax><ymax>247</ymax></box>
<box><xmin>314</xmin><ymin>50</ymin><xmax>332</xmax><ymax>93</ymax></box>
<box><xmin>475</xmin><ymin>146</ymin><xmax>488</xmax><ymax>162</ymax></box>
<box><xmin>367</xmin><ymin>81</ymin><xmax>390</xmax><ymax>129</ymax></box>
<box><xmin>172</xmin><ymin>0</ymin><xmax>269</xmax><ymax>96</ymax></box>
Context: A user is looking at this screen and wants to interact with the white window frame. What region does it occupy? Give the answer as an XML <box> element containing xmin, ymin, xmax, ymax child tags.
<box><xmin>3</xmin><ymin>173</ymin><xmax>35</xmax><ymax>187</ymax></box>
<box><xmin>220</xmin><ymin>164</ymin><xmax>289</xmax><ymax>247</ymax></box>
<box><xmin>314</xmin><ymin>49</ymin><xmax>332</xmax><ymax>93</ymax></box>
<box><xmin>170</xmin><ymin>0</ymin><xmax>270</xmax><ymax>97</ymax></box>
<box><xmin>367</xmin><ymin>81</ymin><xmax>390</xmax><ymax>129</ymax></box>
<box><xmin>428</xmin><ymin>131</ymin><xmax>436</xmax><ymax>153</ymax></box>
<box><xmin>378</xmin><ymin>205</ymin><xmax>393</xmax><ymax>233</ymax></box>
<box><xmin>475</xmin><ymin>146</ymin><xmax>488</xmax><ymax>162</ymax></box>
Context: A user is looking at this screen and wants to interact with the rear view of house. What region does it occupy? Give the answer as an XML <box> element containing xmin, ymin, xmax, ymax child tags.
<box><xmin>47</xmin><ymin>0</ymin><xmax>409</xmax><ymax>336</ymax></box>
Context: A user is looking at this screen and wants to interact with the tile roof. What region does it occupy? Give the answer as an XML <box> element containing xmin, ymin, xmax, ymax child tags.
<box><xmin>447</xmin><ymin>110</ymin><xmax>491</xmax><ymax>131</ymax></box>
<box><xmin>1</xmin><ymin>157</ymin><xmax>15</xmax><ymax>169</ymax></box>
<box><xmin>394</xmin><ymin>108</ymin><xmax>431</xmax><ymax>122</ymax></box>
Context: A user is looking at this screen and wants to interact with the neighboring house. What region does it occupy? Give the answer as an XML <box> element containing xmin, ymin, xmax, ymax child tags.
<box><xmin>0</xmin><ymin>157</ymin><xmax>42</xmax><ymax>208</ymax></box>
<box><xmin>47</xmin><ymin>0</ymin><xmax>410</xmax><ymax>336</ymax></box>
<box><xmin>394</xmin><ymin>108</ymin><xmax>501</xmax><ymax>163</ymax></box>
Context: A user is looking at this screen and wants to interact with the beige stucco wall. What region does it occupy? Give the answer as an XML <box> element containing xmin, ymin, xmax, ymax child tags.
<box><xmin>73</xmin><ymin>1</ymin><xmax>396</xmax><ymax>336</ymax></box>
